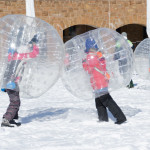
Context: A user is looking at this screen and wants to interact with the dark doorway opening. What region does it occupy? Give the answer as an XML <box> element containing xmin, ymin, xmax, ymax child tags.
<box><xmin>63</xmin><ymin>25</ymin><xmax>96</xmax><ymax>42</ymax></box>
<box><xmin>116</xmin><ymin>24</ymin><xmax>148</xmax><ymax>51</ymax></box>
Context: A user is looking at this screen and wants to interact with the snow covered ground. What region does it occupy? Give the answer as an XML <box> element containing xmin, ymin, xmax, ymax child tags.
<box><xmin>0</xmin><ymin>74</ymin><xmax>150</xmax><ymax>150</ymax></box>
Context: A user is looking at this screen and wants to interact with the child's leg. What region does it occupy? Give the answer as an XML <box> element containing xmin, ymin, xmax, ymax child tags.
<box><xmin>100</xmin><ymin>93</ymin><xmax>126</xmax><ymax>124</ymax></box>
<box><xmin>3</xmin><ymin>89</ymin><xmax>20</xmax><ymax>121</ymax></box>
<box><xmin>95</xmin><ymin>96</ymin><xmax>108</xmax><ymax>121</ymax></box>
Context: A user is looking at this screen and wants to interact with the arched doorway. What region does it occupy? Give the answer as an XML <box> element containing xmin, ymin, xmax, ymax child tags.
<box><xmin>116</xmin><ymin>24</ymin><xmax>148</xmax><ymax>51</ymax></box>
<box><xmin>63</xmin><ymin>25</ymin><xmax>96</xmax><ymax>42</ymax></box>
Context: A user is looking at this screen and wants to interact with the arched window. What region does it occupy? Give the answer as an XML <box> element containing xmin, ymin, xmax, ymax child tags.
<box><xmin>63</xmin><ymin>25</ymin><xmax>96</xmax><ymax>42</ymax></box>
<box><xmin>116</xmin><ymin>24</ymin><xmax>148</xmax><ymax>51</ymax></box>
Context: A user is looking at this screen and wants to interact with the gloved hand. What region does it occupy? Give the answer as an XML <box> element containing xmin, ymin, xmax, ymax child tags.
<box><xmin>1</xmin><ymin>88</ymin><xmax>6</xmax><ymax>92</ymax></box>
<box><xmin>105</xmin><ymin>72</ymin><xmax>110</xmax><ymax>79</ymax></box>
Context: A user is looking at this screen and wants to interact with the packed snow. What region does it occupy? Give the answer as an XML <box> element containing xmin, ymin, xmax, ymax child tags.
<box><xmin>0</xmin><ymin>73</ymin><xmax>150</xmax><ymax>150</ymax></box>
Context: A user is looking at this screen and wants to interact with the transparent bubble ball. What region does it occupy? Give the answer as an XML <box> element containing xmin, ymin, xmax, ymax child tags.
<box><xmin>134</xmin><ymin>38</ymin><xmax>150</xmax><ymax>80</ymax></box>
<box><xmin>62</xmin><ymin>28</ymin><xmax>133</xmax><ymax>99</ymax></box>
<box><xmin>0</xmin><ymin>14</ymin><xmax>64</xmax><ymax>98</ymax></box>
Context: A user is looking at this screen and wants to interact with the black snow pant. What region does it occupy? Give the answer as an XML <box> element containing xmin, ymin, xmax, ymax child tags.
<box><xmin>95</xmin><ymin>93</ymin><xmax>126</xmax><ymax>122</ymax></box>
<box><xmin>3</xmin><ymin>89</ymin><xmax>20</xmax><ymax>121</ymax></box>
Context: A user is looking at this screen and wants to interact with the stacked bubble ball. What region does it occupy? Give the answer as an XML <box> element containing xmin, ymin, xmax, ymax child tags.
<box><xmin>0</xmin><ymin>14</ymin><xmax>64</xmax><ymax>98</ymax></box>
<box><xmin>134</xmin><ymin>38</ymin><xmax>150</xmax><ymax>80</ymax></box>
<box><xmin>62</xmin><ymin>28</ymin><xmax>133</xmax><ymax>99</ymax></box>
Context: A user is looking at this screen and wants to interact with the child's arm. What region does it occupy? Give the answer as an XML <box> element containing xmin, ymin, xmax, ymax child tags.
<box><xmin>12</xmin><ymin>45</ymin><xmax>39</xmax><ymax>60</ymax></box>
<box><xmin>82</xmin><ymin>59</ymin><xmax>89</xmax><ymax>71</ymax></box>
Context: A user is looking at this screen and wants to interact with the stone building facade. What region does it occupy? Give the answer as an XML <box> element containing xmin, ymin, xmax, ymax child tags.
<box><xmin>0</xmin><ymin>0</ymin><xmax>147</xmax><ymax>45</ymax></box>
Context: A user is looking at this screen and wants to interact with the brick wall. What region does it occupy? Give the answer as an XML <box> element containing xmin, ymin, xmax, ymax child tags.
<box><xmin>0</xmin><ymin>0</ymin><xmax>147</xmax><ymax>38</ymax></box>
<box><xmin>0</xmin><ymin>0</ymin><xmax>25</xmax><ymax>17</ymax></box>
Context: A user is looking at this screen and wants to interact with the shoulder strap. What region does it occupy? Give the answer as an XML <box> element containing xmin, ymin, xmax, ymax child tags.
<box><xmin>94</xmin><ymin>67</ymin><xmax>110</xmax><ymax>79</ymax></box>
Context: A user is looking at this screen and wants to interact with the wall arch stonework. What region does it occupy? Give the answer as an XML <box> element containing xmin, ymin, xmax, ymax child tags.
<box><xmin>0</xmin><ymin>0</ymin><xmax>147</xmax><ymax>38</ymax></box>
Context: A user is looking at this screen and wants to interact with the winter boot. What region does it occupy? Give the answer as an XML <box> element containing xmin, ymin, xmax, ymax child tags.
<box><xmin>1</xmin><ymin>118</ymin><xmax>21</xmax><ymax>127</ymax></box>
<box><xmin>1</xmin><ymin>118</ymin><xmax>14</xmax><ymax>127</ymax></box>
<box><xmin>101</xmin><ymin>94</ymin><xmax>127</xmax><ymax>124</ymax></box>
<box><xmin>115</xmin><ymin>120</ymin><xmax>126</xmax><ymax>125</ymax></box>
<box><xmin>9</xmin><ymin>119</ymin><xmax>21</xmax><ymax>126</ymax></box>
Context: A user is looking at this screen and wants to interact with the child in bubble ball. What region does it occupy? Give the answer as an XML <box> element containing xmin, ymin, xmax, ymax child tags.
<box><xmin>1</xmin><ymin>35</ymin><xmax>39</xmax><ymax>127</ymax></box>
<box><xmin>82</xmin><ymin>38</ymin><xmax>126</xmax><ymax>124</ymax></box>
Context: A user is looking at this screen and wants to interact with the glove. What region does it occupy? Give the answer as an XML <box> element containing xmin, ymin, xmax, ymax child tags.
<box><xmin>105</xmin><ymin>72</ymin><xmax>110</xmax><ymax>79</ymax></box>
<box><xmin>1</xmin><ymin>88</ymin><xmax>6</xmax><ymax>92</ymax></box>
